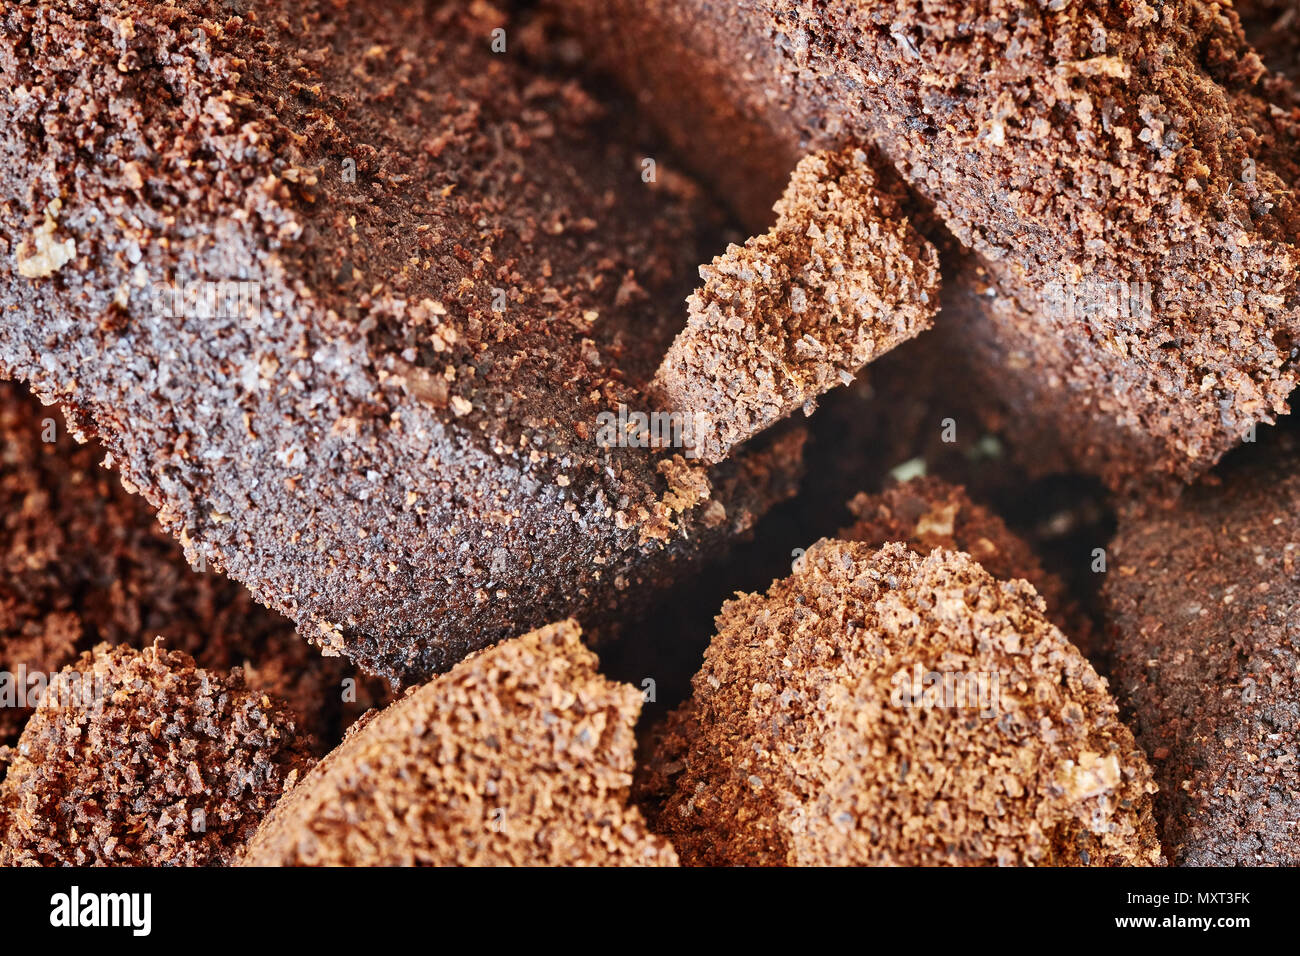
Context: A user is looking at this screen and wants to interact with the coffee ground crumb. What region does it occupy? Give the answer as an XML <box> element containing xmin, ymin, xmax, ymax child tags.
<box><xmin>840</xmin><ymin>476</ymin><xmax>1091</xmax><ymax>651</ymax></box>
<box><xmin>242</xmin><ymin>620</ymin><xmax>676</xmax><ymax>866</ymax></box>
<box><xmin>652</xmin><ymin>147</ymin><xmax>938</xmax><ymax>463</ymax></box>
<box><xmin>0</xmin><ymin>643</ymin><xmax>312</xmax><ymax>866</ymax></box>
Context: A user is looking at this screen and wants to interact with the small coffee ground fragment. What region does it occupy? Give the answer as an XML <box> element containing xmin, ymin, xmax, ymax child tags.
<box><xmin>840</xmin><ymin>476</ymin><xmax>1089</xmax><ymax>649</ymax></box>
<box><xmin>1106</xmin><ymin>438</ymin><xmax>1300</xmax><ymax>865</ymax></box>
<box><xmin>641</xmin><ymin>540</ymin><xmax>1162</xmax><ymax>866</ymax></box>
<box><xmin>241</xmin><ymin>621</ymin><xmax>676</xmax><ymax>866</ymax></box>
<box><xmin>653</xmin><ymin>148</ymin><xmax>939</xmax><ymax>464</ymax></box>
<box><xmin>0</xmin><ymin>644</ymin><xmax>312</xmax><ymax>866</ymax></box>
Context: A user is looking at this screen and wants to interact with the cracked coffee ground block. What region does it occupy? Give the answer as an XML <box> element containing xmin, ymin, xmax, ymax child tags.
<box><xmin>0</xmin><ymin>0</ymin><xmax>800</xmax><ymax>686</ymax></box>
<box><xmin>0</xmin><ymin>380</ymin><xmax>384</xmax><ymax>751</ymax></box>
<box><xmin>651</xmin><ymin>147</ymin><xmax>939</xmax><ymax>464</ymax></box>
<box><xmin>0</xmin><ymin>643</ymin><xmax>312</xmax><ymax>867</ymax></box>
<box><xmin>555</xmin><ymin>0</ymin><xmax>1300</xmax><ymax>492</ymax></box>
<box><xmin>241</xmin><ymin>620</ymin><xmax>675</xmax><ymax>866</ymax></box>
<box><xmin>641</xmin><ymin>540</ymin><xmax>1162</xmax><ymax>866</ymax></box>
<box><xmin>840</xmin><ymin>475</ymin><xmax>1090</xmax><ymax>650</ymax></box>
<box><xmin>1106</xmin><ymin>438</ymin><xmax>1300</xmax><ymax>864</ymax></box>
